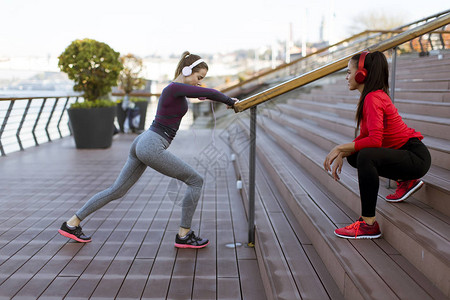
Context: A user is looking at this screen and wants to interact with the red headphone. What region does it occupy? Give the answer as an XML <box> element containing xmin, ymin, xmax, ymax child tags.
<box><xmin>355</xmin><ymin>51</ymin><xmax>369</xmax><ymax>84</ymax></box>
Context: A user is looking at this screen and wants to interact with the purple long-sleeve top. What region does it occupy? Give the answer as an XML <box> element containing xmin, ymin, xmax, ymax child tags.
<box><xmin>149</xmin><ymin>82</ymin><xmax>235</xmax><ymax>142</ymax></box>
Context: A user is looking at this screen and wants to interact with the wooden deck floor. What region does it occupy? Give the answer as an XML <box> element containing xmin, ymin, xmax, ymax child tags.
<box><xmin>0</xmin><ymin>129</ymin><xmax>266</xmax><ymax>300</ymax></box>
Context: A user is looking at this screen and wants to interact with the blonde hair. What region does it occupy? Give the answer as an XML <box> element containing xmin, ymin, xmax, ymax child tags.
<box><xmin>174</xmin><ymin>51</ymin><xmax>208</xmax><ymax>79</ymax></box>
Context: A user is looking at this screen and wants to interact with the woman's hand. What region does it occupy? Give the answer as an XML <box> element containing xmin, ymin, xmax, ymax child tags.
<box><xmin>324</xmin><ymin>142</ymin><xmax>355</xmax><ymax>177</ymax></box>
<box><xmin>227</xmin><ymin>98</ymin><xmax>239</xmax><ymax>109</ymax></box>
<box><xmin>331</xmin><ymin>154</ymin><xmax>344</xmax><ymax>181</ymax></box>
<box><xmin>324</xmin><ymin>146</ymin><xmax>341</xmax><ymax>172</ymax></box>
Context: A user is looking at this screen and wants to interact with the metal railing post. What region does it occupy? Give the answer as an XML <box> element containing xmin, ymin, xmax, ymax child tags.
<box><xmin>391</xmin><ymin>46</ymin><xmax>398</xmax><ymax>103</ymax></box>
<box><xmin>32</xmin><ymin>98</ymin><xmax>47</xmax><ymax>146</ymax></box>
<box><xmin>16</xmin><ymin>99</ymin><xmax>32</xmax><ymax>151</ymax></box>
<box><xmin>387</xmin><ymin>46</ymin><xmax>398</xmax><ymax>189</ymax></box>
<box><xmin>0</xmin><ymin>100</ymin><xmax>15</xmax><ymax>156</ymax></box>
<box><xmin>45</xmin><ymin>97</ymin><xmax>59</xmax><ymax>142</ymax></box>
<box><xmin>248</xmin><ymin>106</ymin><xmax>257</xmax><ymax>247</ymax></box>
<box><xmin>428</xmin><ymin>33</ymin><xmax>434</xmax><ymax>51</ymax></box>
<box><xmin>57</xmin><ymin>97</ymin><xmax>70</xmax><ymax>138</ymax></box>
<box><xmin>439</xmin><ymin>26</ymin><xmax>445</xmax><ymax>49</ymax></box>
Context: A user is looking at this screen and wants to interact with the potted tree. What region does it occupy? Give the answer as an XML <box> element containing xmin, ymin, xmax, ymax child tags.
<box><xmin>58</xmin><ymin>38</ymin><xmax>123</xmax><ymax>148</ymax></box>
<box><xmin>117</xmin><ymin>53</ymin><xmax>147</xmax><ymax>133</ymax></box>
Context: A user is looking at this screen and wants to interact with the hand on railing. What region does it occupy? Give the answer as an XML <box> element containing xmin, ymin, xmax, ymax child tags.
<box><xmin>227</xmin><ymin>98</ymin><xmax>240</xmax><ymax>109</ymax></box>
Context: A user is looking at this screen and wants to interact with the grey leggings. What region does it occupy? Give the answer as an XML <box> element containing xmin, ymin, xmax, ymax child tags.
<box><xmin>76</xmin><ymin>130</ymin><xmax>204</xmax><ymax>228</ymax></box>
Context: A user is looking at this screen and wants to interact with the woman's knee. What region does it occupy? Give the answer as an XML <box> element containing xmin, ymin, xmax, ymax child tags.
<box><xmin>194</xmin><ymin>173</ymin><xmax>204</xmax><ymax>187</ymax></box>
<box><xmin>186</xmin><ymin>172</ymin><xmax>203</xmax><ymax>188</ymax></box>
<box><xmin>347</xmin><ymin>150</ymin><xmax>377</xmax><ymax>169</ymax></box>
<box><xmin>347</xmin><ymin>153</ymin><xmax>358</xmax><ymax>168</ymax></box>
<box><xmin>106</xmin><ymin>185</ymin><xmax>128</xmax><ymax>199</ymax></box>
<box><xmin>356</xmin><ymin>148</ymin><xmax>377</xmax><ymax>165</ymax></box>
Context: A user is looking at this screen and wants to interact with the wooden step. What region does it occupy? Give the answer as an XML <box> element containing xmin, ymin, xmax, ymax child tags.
<box><xmin>279</xmin><ymin>102</ymin><xmax>450</xmax><ymax>144</ymax></box>
<box><xmin>256</xmin><ymin>115</ymin><xmax>450</xmax><ymax>297</ymax></box>
<box><xmin>395</xmin><ymin>79</ymin><xmax>450</xmax><ymax>90</ymax></box>
<box><xmin>402</xmin><ymin>112</ymin><xmax>450</xmax><ymax>140</ymax></box>
<box><xmin>285</xmin><ymin>99</ymin><xmax>450</xmax><ymax>170</ymax></box>
<box><xmin>262</xmin><ymin>108</ymin><xmax>450</xmax><ymax>214</ymax></box>
<box><xmin>328</xmin><ymin>78</ymin><xmax>450</xmax><ymax>90</ymax></box>
<box><xmin>395</xmin><ymin>54</ymin><xmax>450</xmax><ymax>68</ymax></box>
<box><xmin>306</xmin><ymin>88</ymin><xmax>450</xmax><ymax>104</ymax></box>
<box><xmin>394</xmin><ymin>70</ymin><xmax>450</xmax><ymax>80</ymax></box>
<box><xmin>421</xmin><ymin>135</ymin><xmax>450</xmax><ymax>171</ymax></box>
<box><xmin>277</xmin><ymin>104</ymin><xmax>356</xmax><ymax>137</ymax></box>
<box><xmin>395</xmin><ymin>62</ymin><xmax>450</xmax><ymax>74</ymax></box>
<box><xmin>394</xmin><ymin>90</ymin><xmax>450</xmax><ymax>102</ymax></box>
<box><xmin>227</xmin><ymin>124</ymin><xmax>344</xmax><ymax>300</ymax></box>
<box><xmin>231</xmin><ymin>117</ymin><xmax>448</xmax><ymax>299</ymax></box>
<box><xmin>394</xmin><ymin>99</ymin><xmax>450</xmax><ymax>118</ymax></box>
<box><xmin>287</xmin><ymin>99</ymin><xmax>356</xmax><ymax>119</ymax></box>
<box><xmin>290</xmin><ymin>97</ymin><xmax>450</xmax><ymax>120</ymax></box>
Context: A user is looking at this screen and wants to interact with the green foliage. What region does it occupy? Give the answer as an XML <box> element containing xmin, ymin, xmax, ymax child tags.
<box><xmin>118</xmin><ymin>53</ymin><xmax>146</xmax><ymax>94</ymax></box>
<box><xmin>70</xmin><ymin>99</ymin><xmax>117</xmax><ymax>109</ymax></box>
<box><xmin>58</xmin><ymin>38</ymin><xmax>123</xmax><ymax>101</ymax></box>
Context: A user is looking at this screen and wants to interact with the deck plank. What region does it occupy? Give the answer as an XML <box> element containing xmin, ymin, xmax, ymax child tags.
<box><xmin>0</xmin><ymin>130</ymin><xmax>266</xmax><ymax>299</ymax></box>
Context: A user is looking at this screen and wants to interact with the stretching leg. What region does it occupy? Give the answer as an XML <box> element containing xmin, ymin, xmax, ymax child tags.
<box><xmin>75</xmin><ymin>156</ymin><xmax>147</xmax><ymax>220</ymax></box>
<box><xmin>135</xmin><ymin>132</ymin><xmax>204</xmax><ymax>229</ymax></box>
<box><xmin>347</xmin><ymin>140</ymin><xmax>430</xmax><ymax>217</ymax></box>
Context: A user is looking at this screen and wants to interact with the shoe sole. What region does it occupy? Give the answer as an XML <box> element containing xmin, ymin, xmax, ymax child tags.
<box><xmin>385</xmin><ymin>180</ymin><xmax>424</xmax><ymax>203</ymax></box>
<box><xmin>334</xmin><ymin>232</ymin><xmax>382</xmax><ymax>239</ymax></box>
<box><xmin>174</xmin><ymin>241</ymin><xmax>210</xmax><ymax>249</ymax></box>
<box><xmin>58</xmin><ymin>229</ymin><xmax>91</xmax><ymax>243</ymax></box>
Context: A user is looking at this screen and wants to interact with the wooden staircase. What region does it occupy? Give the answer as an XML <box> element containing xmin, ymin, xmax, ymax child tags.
<box><xmin>228</xmin><ymin>51</ymin><xmax>450</xmax><ymax>299</ymax></box>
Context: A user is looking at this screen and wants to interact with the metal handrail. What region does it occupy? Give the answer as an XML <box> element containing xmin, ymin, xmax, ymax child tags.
<box><xmin>111</xmin><ymin>92</ymin><xmax>161</xmax><ymax>98</ymax></box>
<box><xmin>221</xmin><ymin>30</ymin><xmax>398</xmax><ymax>95</ymax></box>
<box><xmin>0</xmin><ymin>95</ymin><xmax>79</xmax><ymax>101</ymax></box>
<box><xmin>220</xmin><ymin>30</ymin><xmax>376</xmax><ymax>92</ymax></box>
<box><xmin>222</xmin><ymin>10</ymin><xmax>450</xmax><ymax>97</ymax></box>
<box><xmin>236</xmin><ymin>11</ymin><xmax>449</xmax><ymax>246</ymax></box>
<box><xmin>234</xmin><ymin>13</ymin><xmax>450</xmax><ymax>112</ymax></box>
<box><xmin>0</xmin><ymin>95</ymin><xmax>81</xmax><ymax>156</ymax></box>
<box><xmin>395</xmin><ymin>8</ymin><xmax>450</xmax><ymax>30</ymax></box>
<box><xmin>221</xmin><ymin>28</ymin><xmax>449</xmax><ymax>96</ymax></box>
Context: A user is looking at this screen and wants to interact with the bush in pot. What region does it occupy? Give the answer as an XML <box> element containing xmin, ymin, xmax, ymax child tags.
<box><xmin>58</xmin><ymin>38</ymin><xmax>123</xmax><ymax>148</ymax></box>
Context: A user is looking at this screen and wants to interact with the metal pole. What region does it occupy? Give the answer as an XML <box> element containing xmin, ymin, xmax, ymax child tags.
<box><xmin>16</xmin><ymin>99</ymin><xmax>32</xmax><ymax>151</ymax></box>
<box><xmin>248</xmin><ymin>106</ymin><xmax>257</xmax><ymax>247</ymax></box>
<box><xmin>45</xmin><ymin>97</ymin><xmax>59</xmax><ymax>142</ymax></box>
<box><xmin>0</xmin><ymin>100</ymin><xmax>15</xmax><ymax>156</ymax></box>
<box><xmin>32</xmin><ymin>98</ymin><xmax>47</xmax><ymax>146</ymax></box>
<box><xmin>439</xmin><ymin>26</ymin><xmax>445</xmax><ymax>49</ymax></box>
<box><xmin>388</xmin><ymin>46</ymin><xmax>398</xmax><ymax>188</ymax></box>
<box><xmin>391</xmin><ymin>46</ymin><xmax>398</xmax><ymax>104</ymax></box>
<box><xmin>57</xmin><ymin>97</ymin><xmax>70</xmax><ymax>138</ymax></box>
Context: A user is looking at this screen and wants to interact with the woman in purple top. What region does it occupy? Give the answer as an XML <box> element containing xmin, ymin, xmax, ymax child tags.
<box><xmin>58</xmin><ymin>51</ymin><xmax>238</xmax><ymax>248</ymax></box>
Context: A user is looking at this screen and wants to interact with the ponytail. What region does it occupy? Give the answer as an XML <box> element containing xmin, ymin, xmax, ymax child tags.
<box><xmin>174</xmin><ymin>51</ymin><xmax>208</xmax><ymax>79</ymax></box>
<box><xmin>354</xmin><ymin>51</ymin><xmax>390</xmax><ymax>128</ymax></box>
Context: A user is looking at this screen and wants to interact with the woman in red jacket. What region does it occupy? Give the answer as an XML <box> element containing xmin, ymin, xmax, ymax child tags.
<box><xmin>323</xmin><ymin>51</ymin><xmax>431</xmax><ymax>239</ymax></box>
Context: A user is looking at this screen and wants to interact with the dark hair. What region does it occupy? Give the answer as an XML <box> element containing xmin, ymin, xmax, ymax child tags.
<box><xmin>174</xmin><ymin>51</ymin><xmax>208</xmax><ymax>79</ymax></box>
<box><xmin>352</xmin><ymin>51</ymin><xmax>390</xmax><ymax>128</ymax></box>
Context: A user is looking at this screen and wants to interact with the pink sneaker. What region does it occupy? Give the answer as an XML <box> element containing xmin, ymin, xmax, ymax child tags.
<box><xmin>386</xmin><ymin>179</ymin><xmax>424</xmax><ymax>202</ymax></box>
<box><xmin>335</xmin><ymin>218</ymin><xmax>381</xmax><ymax>239</ymax></box>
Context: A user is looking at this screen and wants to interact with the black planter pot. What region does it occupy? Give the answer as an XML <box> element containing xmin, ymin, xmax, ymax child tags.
<box><xmin>116</xmin><ymin>101</ymin><xmax>149</xmax><ymax>132</ymax></box>
<box><xmin>68</xmin><ymin>106</ymin><xmax>117</xmax><ymax>149</ymax></box>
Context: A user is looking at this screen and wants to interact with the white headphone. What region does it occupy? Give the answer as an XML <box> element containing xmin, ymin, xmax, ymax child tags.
<box><xmin>182</xmin><ymin>58</ymin><xmax>204</xmax><ymax>76</ymax></box>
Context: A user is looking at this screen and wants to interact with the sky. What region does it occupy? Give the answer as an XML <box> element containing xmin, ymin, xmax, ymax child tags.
<box><xmin>0</xmin><ymin>0</ymin><xmax>448</xmax><ymax>58</ymax></box>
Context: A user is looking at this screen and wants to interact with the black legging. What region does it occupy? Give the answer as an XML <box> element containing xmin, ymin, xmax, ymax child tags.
<box><xmin>347</xmin><ymin>138</ymin><xmax>431</xmax><ymax>217</ymax></box>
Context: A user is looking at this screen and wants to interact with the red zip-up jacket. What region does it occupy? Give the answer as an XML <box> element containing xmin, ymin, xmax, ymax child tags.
<box><xmin>353</xmin><ymin>90</ymin><xmax>423</xmax><ymax>152</ymax></box>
